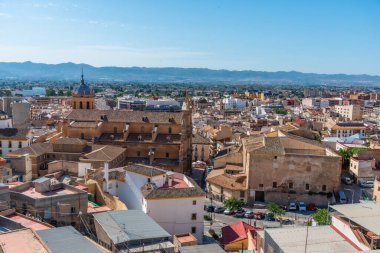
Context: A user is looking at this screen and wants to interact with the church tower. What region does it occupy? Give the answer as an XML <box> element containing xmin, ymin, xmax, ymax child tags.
<box><xmin>72</xmin><ymin>69</ymin><xmax>95</xmax><ymax>109</ymax></box>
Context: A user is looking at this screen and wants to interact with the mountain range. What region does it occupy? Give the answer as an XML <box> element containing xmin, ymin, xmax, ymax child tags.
<box><xmin>0</xmin><ymin>61</ymin><xmax>379</xmax><ymax>85</ymax></box>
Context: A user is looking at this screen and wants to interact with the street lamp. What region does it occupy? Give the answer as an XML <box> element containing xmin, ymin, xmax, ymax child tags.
<box><xmin>344</xmin><ymin>188</ymin><xmax>355</xmax><ymax>204</ymax></box>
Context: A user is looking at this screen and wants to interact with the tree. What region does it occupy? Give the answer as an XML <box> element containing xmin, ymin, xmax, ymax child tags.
<box><xmin>66</xmin><ymin>90</ymin><xmax>72</xmax><ymax>96</ymax></box>
<box><xmin>311</xmin><ymin>208</ymin><xmax>330</xmax><ymax>225</ymax></box>
<box><xmin>223</xmin><ymin>197</ymin><xmax>244</xmax><ymax>211</ymax></box>
<box><xmin>46</xmin><ymin>89</ymin><xmax>56</xmax><ymax>96</ymax></box>
<box><xmin>58</xmin><ymin>90</ymin><xmax>64</xmax><ymax>96</ymax></box>
<box><xmin>338</xmin><ymin>147</ymin><xmax>368</xmax><ymax>169</ymax></box>
<box><xmin>267</xmin><ymin>202</ymin><xmax>285</xmax><ymax>218</ymax></box>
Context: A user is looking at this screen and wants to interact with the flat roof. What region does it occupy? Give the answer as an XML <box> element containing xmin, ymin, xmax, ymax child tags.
<box><xmin>331</xmin><ymin>202</ymin><xmax>380</xmax><ymax>235</ymax></box>
<box><xmin>0</xmin><ymin>228</ymin><xmax>49</xmax><ymax>253</ymax></box>
<box><xmin>265</xmin><ymin>226</ymin><xmax>360</xmax><ymax>253</ymax></box>
<box><xmin>180</xmin><ymin>244</ymin><xmax>226</xmax><ymax>253</ymax></box>
<box><xmin>20</xmin><ymin>187</ymin><xmax>79</xmax><ymax>199</ymax></box>
<box><xmin>6</xmin><ymin>213</ymin><xmax>53</xmax><ymax>231</ymax></box>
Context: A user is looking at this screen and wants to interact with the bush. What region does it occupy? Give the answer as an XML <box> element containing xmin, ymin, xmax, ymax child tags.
<box><xmin>208</xmin><ymin>229</ymin><xmax>219</xmax><ymax>240</ymax></box>
<box><xmin>204</xmin><ymin>215</ymin><xmax>211</xmax><ymax>221</ymax></box>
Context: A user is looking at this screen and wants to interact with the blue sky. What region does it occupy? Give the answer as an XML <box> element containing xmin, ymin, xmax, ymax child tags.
<box><xmin>0</xmin><ymin>0</ymin><xmax>379</xmax><ymax>75</ymax></box>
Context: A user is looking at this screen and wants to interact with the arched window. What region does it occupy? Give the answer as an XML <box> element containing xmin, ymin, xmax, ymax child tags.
<box><xmin>79</xmin><ymin>101</ymin><xmax>83</xmax><ymax>109</ymax></box>
<box><xmin>168</xmin><ymin>127</ymin><xmax>172</xmax><ymax>134</ymax></box>
<box><xmin>86</xmin><ymin>101</ymin><xmax>90</xmax><ymax>109</ymax></box>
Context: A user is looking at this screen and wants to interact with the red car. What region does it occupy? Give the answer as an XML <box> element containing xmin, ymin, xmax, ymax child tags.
<box><xmin>253</xmin><ymin>212</ymin><xmax>265</xmax><ymax>220</ymax></box>
<box><xmin>307</xmin><ymin>203</ymin><xmax>317</xmax><ymax>211</ymax></box>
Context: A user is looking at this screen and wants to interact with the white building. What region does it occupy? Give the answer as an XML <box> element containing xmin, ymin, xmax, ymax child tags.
<box><xmin>103</xmin><ymin>163</ymin><xmax>205</xmax><ymax>241</ymax></box>
<box><xmin>0</xmin><ymin>128</ymin><xmax>31</xmax><ymax>156</ymax></box>
<box><xmin>0</xmin><ymin>111</ymin><xmax>12</xmax><ymax>129</ymax></box>
<box><xmin>222</xmin><ymin>97</ymin><xmax>249</xmax><ymax>109</ymax></box>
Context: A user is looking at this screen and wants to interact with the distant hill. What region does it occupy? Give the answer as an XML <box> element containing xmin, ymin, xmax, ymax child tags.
<box><xmin>0</xmin><ymin>61</ymin><xmax>379</xmax><ymax>85</ymax></box>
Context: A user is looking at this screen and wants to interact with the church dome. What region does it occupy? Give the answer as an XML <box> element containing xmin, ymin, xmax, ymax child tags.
<box><xmin>73</xmin><ymin>70</ymin><xmax>94</xmax><ymax>96</ymax></box>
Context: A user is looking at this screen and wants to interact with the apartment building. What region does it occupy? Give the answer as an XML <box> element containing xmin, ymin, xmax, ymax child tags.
<box><xmin>335</xmin><ymin>104</ymin><xmax>362</xmax><ymax>120</ymax></box>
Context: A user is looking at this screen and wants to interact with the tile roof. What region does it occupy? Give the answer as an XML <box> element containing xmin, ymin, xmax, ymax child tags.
<box><xmin>221</xmin><ymin>221</ymin><xmax>255</xmax><ymax>245</ymax></box>
<box><xmin>141</xmin><ymin>184</ymin><xmax>205</xmax><ymax>199</ymax></box>
<box><xmin>9</xmin><ymin>143</ymin><xmax>53</xmax><ymax>156</ymax></box>
<box><xmin>82</xmin><ymin>145</ymin><xmax>125</xmax><ymax>161</ymax></box>
<box><xmin>0</xmin><ymin>228</ymin><xmax>49</xmax><ymax>253</ymax></box>
<box><xmin>206</xmin><ymin>169</ymin><xmax>247</xmax><ymax>191</ymax></box>
<box><xmin>54</xmin><ymin>137</ymin><xmax>87</xmax><ymax>145</ymax></box>
<box><xmin>192</xmin><ymin>133</ymin><xmax>211</xmax><ymax>144</ymax></box>
<box><xmin>66</xmin><ymin>109</ymin><xmax>184</xmax><ymax>124</ymax></box>
<box><xmin>124</xmin><ymin>164</ymin><xmax>166</xmax><ymax>177</ymax></box>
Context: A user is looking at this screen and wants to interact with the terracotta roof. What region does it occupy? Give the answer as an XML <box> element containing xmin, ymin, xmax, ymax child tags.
<box><xmin>221</xmin><ymin>221</ymin><xmax>255</xmax><ymax>245</ymax></box>
<box><xmin>192</xmin><ymin>133</ymin><xmax>211</xmax><ymax>144</ymax></box>
<box><xmin>206</xmin><ymin>169</ymin><xmax>247</xmax><ymax>190</ymax></box>
<box><xmin>82</xmin><ymin>145</ymin><xmax>125</xmax><ymax>161</ymax></box>
<box><xmin>0</xmin><ymin>228</ymin><xmax>49</xmax><ymax>253</ymax></box>
<box><xmin>141</xmin><ymin>184</ymin><xmax>205</xmax><ymax>199</ymax></box>
<box><xmin>9</xmin><ymin>143</ymin><xmax>53</xmax><ymax>156</ymax></box>
<box><xmin>124</xmin><ymin>164</ymin><xmax>166</xmax><ymax>177</ymax></box>
<box><xmin>55</xmin><ymin>137</ymin><xmax>87</xmax><ymax>145</ymax></box>
<box><xmin>66</xmin><ymin>109</ymin><xmax>184</xmax><ymax>124</ymax></box>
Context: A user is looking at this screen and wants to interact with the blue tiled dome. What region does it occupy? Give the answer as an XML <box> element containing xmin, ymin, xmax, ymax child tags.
<box><xmin>73</xmin><ymin>71</ymin><xmax>94</xmax><ymax>96</ymax></box>
<box><xmin>73</xmin><ymin>84</ymin><xmax>93</xmax><ymax>95</ymax></box>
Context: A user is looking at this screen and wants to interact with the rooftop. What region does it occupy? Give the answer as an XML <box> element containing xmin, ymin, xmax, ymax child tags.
<box><xmin>92</xmin><ymin>210</ymin><xmax>170</xmax><ymax>244</ymax></box>
<box><xmin>331</xmin><ymin>202</ymin><xmax>380</xmax><ymax>236</ymax></box>
<box><xmin>0</xmin><ymin>228</ymin><xmax>49</xmax><ymax>253</ymax></box>
<box><xmin>6</xmin><ymin>213</ymin><xmax>53</xmax><ymax>231</ymax></box>
<box><xmin>221</xmin><ymin>221</ymin><xmax>255</xmax><ymax>245</ymax></box>
<box><xmin>37</xmin><ymin>226</ymin><xmax>109</xmax><ymax>253</ymax></box>
<box><xmin>264</xmin><ymin>226</ymin><xmax>362</xmax><ymax>253</ymax></box>
<box><xmin>180</xmin><ymin>244</ymin><xmax>226</xmax><ymax>253</ymax></box>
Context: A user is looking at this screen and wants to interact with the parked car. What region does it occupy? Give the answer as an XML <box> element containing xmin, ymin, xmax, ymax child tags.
<box><xmin>338</xmin><ymin>191</ymin><xmax>347</xmax><ymax>204</ymax></box>
<box><xmin>298</xmin><ymin>202</ymin><xmax>306</xmax><ymax>212</ymax></box>
<box><xmin>253</xmin><ymin>212</ymin><xmax>265</xmax><ymax>220</ymax></box>
<box><xmin>341</xmin><ymin>176</ymin><xmax>353</xmax><ymax>185</ymax></box>
<box><xmin>214</xmin><ymin>207</ymin><xmax>226</xmax><ymax>213</ymax></box>
<box><xmin>206</xmin><ymin>205</ymin><xmax>215</xmax><ymax>212</ymax></box>
<box><xmin>281</xmin><ymin>219</ymin><xmax>294</xmax><ymax>225</ymax></box>
<box><xmin>264</xmin><ymin>213</ymin><xmax>275</xmax><ymax>221</ymax></box>
<box><xmin>307</xmin><ymin>203</ymin><xmax>317</xmax><ymax>211</ymax></box>
<box><xmin>234</xmin><ymin>210</ymin><xmax>245</xmax><ymax>218</ymax></box>
<box><xmin>244</xmin><ymin>211</ymin><xmax>254</xmax><ymax>218</ymax></box>
<box><xmin>288</xmin><ymin>202</ymin><xmax>297</xmax><ymax>211</ymax></box>
<box><xmin>224</xmin><ymin>208</ymin><xmax>234</xmax><ymax>215</ymax></box>
<box><xmin>359</xmin><ymin>179</ymin><xmax>374</xmax><ymax>188</ymax></box>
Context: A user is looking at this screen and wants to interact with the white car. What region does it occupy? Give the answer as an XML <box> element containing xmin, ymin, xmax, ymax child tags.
<box><xmin>298</xmin><ymin>202</ymin><xmax>306</xmax><ymax>212</ymax></box>
<box><xmin>288</xmin><ymin>202</ymin><xmax>297</xmax><ymax>211</ymax></box>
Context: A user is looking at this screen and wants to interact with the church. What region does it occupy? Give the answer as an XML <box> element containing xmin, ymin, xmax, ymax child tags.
<box><xmin>63</xmin><ymin>70</ymin><xmax>193</xmax><ymax>174</ymax></box>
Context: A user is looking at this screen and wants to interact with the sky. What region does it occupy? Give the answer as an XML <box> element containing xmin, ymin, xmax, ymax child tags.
<box><xmin>0</xmin><ymin>0</ymin><xmax>380</xmax><ymax>75</ymax></box>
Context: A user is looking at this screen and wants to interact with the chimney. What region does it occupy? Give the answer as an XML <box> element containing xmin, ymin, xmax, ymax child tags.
<box><xmin>104</xmin><ymin>162</ymin><xmax>109</xmax><ymax>192</ymax></box>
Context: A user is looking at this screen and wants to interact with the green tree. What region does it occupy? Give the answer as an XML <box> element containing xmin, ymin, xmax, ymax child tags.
<box><xmin>223</xmin><ymin>197</ymin><xmax>244</xmax><ymax>211</ymax></box>
<box><xmin>273</xmin><ymin>108</ymin><xmax>288</xmax><ymax>115</ymax></box>
<box><xmin>58</xmin><ymin>90</ymin><xmax>64</xmax><ymax>96</ymax></box>
<box><xmin>311</xmin><ymin>208</ymin><xmax>330</xmax><ymax>225</ymax></box>
<box><xmin>46</xmin><ymin>89</ymin><xmax>56</xmax><ymax>96</ymax></box>
<box><xmin>66</xmin><ymin>90</ymin><xmax>72</xmax><ymax>96</ymax></box>
<box><xmin>267</xmin><ymin>202</ymin><xmax>285</xmax><ymax>218</ymax></box>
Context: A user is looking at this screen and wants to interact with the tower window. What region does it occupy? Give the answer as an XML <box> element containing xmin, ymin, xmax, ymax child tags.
<box><xmin>86</xmin><ymin>101</ymin><xmax>90</xmax><ymax>109</ymax></box>
<box><xmin>79</xmin><ymin>101</ymin><xmax>83</xmax><ymax>109</ymax></box>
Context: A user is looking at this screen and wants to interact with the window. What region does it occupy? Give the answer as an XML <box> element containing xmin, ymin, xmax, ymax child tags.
<box><xmin>137</xmin><ymin>151</ymin><xmax>141</xmax><ymax>157</ymax></box>
<box><xmin>71</xmin><ymin>207</ymin><xmax>76</xmax><ymax>214</ymax></box>
<box><xmin>86</xmin><ymin>101</ymin><xmax>90</xmax><ymax>109</ymax></box>
<box><xmin>191</xmin><ymin>227</ymin><xmax>196</xmax><ymax>234</ymax></box>
<box><xmin>274</xmin><ymin>156</ymin><xmax>277</xmax><ymax>160</ymax></box>
<box><xmin>168</xmin><ymin>127</ymin><xmax>172</xmax><ymax>134</ymax></box>
<box><xmin>240</xmin><ymin>191</ymin><xmax>245</xmax><ymax>198</ymax></box>
<box><xmin>19</xmin><ymin>142</ymin><xmax>22</xmax><ymax>148</ymax></box>
<box><xmin>191</xmin><ymin>213</ymin><xmax>197</xmax><ymax>220</ymax></box>
<box><xmin>305</xmin><ymin>184</ymin><xmax>310</xmax><ymax>190</ymax></box>
<box><xmin>322</xmin><ymin>185</ymin><xmax>327</xmax><ymax>192</ymax></box>
<box><xmin>192</xmin><ymin>200</ymin><xmax>196</xmax><ymax>205</ymax></box>
<box><xmin>289</xmin><ymin>182</ymin><xmax>293</xmax><ymax>189</ymax></box>
<box><xmin>81</xmin><ymin>133</ymin><xmax>84</xmax><ymax>139</ymax></box>
<box><xmin>0</xmin><ymin>141</ymin><xmax>2</xmax><ymax>147</ymax></box>
<box><xmin>114</xmin><ymin>127</ymin><xmax>117</xmax><ymax>133</ymax></box>
<box><xmin>259</xmin><ymin>184</ymin><xmax>264</xmax><ymax>188</ymax></box>
<box><xmin>166</xmin><ymin>152</ymin><xmax>169</xmax><ymax>158</ymax></box>
<box><xmin>272</xmin><ymin>182</ymin><xmax>277</xmax><ymax>188</ymax></box>
<box><xmin>8</xmin><ymin>141</ymin><xmax>11</xmax><ymax>148</ymax></box>
<box><xmin>79</xmin><ymin>101</ymin><xmax>83</xmax><ymax>109</ymax></box>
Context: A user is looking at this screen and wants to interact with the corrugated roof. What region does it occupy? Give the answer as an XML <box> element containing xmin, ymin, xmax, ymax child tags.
<box><xmin>37</xmin><ymin>226</ymin><xmax>109</xmax><ymax>253</ymax></box>
<box><xmin>93</xmin><ymin>210</ymin><xmax>170</xmax><ymax>244</ymax></box>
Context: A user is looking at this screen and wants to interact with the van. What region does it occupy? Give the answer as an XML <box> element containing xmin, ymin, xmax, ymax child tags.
<box><xmin>338</xmin><ymin>191</ymin><xmax>347</xmax><ymax>204</ymax></box>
